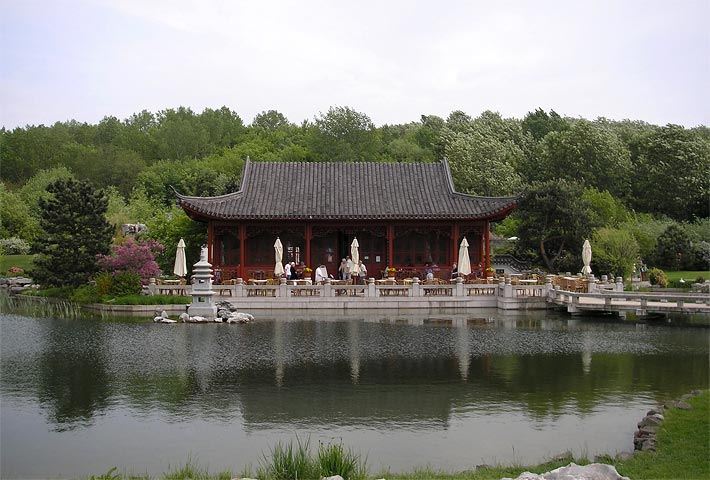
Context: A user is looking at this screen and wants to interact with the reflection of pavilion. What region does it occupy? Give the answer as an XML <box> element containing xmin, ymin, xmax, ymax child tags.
<box><xmin>176</xmin><ymin>160</ymin><xmax>517</xmax><ymax>281</ymax></box>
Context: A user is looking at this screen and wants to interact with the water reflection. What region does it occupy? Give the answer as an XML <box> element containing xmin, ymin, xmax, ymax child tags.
<box><xmin>1</xmin><ymin>310</ymin><xmax>708</xmax><ymax>476</ymax></box>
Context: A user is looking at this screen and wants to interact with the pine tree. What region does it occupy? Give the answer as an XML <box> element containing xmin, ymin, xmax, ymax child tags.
<box><xmin>32</xmin><ymin>179</ymin><xmax>113</xmax><ymax>287</ymax></box>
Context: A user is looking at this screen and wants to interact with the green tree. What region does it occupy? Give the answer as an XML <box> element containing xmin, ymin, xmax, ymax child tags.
<box><xmin>516</xmin><ymin>180</ymin><xmax>596</xmax><ymax>272</ymax></box>
<box><xmin>0</xmin><ymin>183</ymin><xmax>38</xmax><ymax>241</ymax></box>
<box><xmin>442</xmin><ymin>111</ymin><xmax>524</xmax><ymax>196</ymax></box>
<box><xmin>32</xmin><ymin>179</ymin><xmax>113</xmax><ymax>287</ymax></box>
<box><xmin>146</xmin><ymin>206</ymin><xmax>206</xmax><ymax>272</ymax></box>
<box><xmin>591</xmin><ymin>227</ymin><xmax>640</xmax><ymax>277</ymax></box>
<box><xmin>310</xmin><ymin>106</ymin><xmax>381</xmax><ymax>162</ymax></box>
<box><xmin>538</xmin><ymin>120</ymin><xmax>632</xmax><ymax>199</ymax></box>
<box><xmin>154</xmin><ymin>107</ymin><xmax>210</xmax><ymax>160</ymax></box>
<box><xmin>631</xmin><ymin>124</ymin><xmax>710</xmax><ymax>220</ymax></box>
<box><xmin>521</xmin><ymin>108</ymin><xmax>569</xmax><ymax>141</ymax></box>
<box><xmin>581</xmin><ymin>188</ymin><xmax>631</xmax><ymax>227</ymax></box>
<box><xmin>252</xmin><ymin>110</ymin><xmax>291</xmax><ymax>131</ymax></box>
<box><xmin>655</xmin><ymin>224</ymin><xmax>692</xmax><ymax>270</ymax></box>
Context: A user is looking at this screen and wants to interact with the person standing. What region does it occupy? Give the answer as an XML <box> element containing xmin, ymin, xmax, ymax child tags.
<box><xmin>345</xmin><ymin>256</ymin><xmax>354</xmax><ymax>281</ymax></box>
<box><xmin>358</xmin><ymin>260</ymin><xmax>367</xmax><ymax>283</ymax></box>
<box><xmin>338</xmin><ymin>258</ymin><xmax>348</xmax><ymax>280</ymax></box>
<box><xmin>284</xmin><ymin>262</ymin><xmax>292</xmax><ymax>280</ymax></box>
<box><xmin>450</xmin><ymin>262</ymin><xmax>458</xmax><ymax>279</ymax></box>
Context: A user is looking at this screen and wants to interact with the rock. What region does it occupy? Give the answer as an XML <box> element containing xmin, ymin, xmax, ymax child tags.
<box><xmin>672</xmin><ymin>400</ymin><xmax>692</xmax><ymax>410</ymax></box>
<box><xmin>646</xmin><ymin>408</ymin><xmax>663</xmax><ymax>416</ymax></box>
<box><xmin>639</xmin><ymin>425</ymin><xmax>658</xmax><ymax>435</ymax></box>
<box><xmin>638</xmin><ymin>415</ymin><xmax>663</xmax><ymax>428</ymax></box>
<box><xmin>691</xmin><ymin>389</ymin><xmax>702</xmax><ymax>396</ymax></box>
<box><xmin>227</xmin><ymin>312</ymin><xmax>254</xmax><ymax>324</ymax></box>
<box><xmin>188</xmin><ymin>315</ymin><xmax>208</xmax><ymax>323</ymax></box>
<box><xmin>160</xmin><ymin>310</ymin><xmax>168</xmax><ymax>319</ymax></box>
<box><xmin>160</xmin><ymin>318</ymin><xmax>177</xmax><ymax>324</ymax></box>
<box><xmin>153</xmin><ymin>316</ymin><xmax>163</xmax><ymax>322</ymax></box>
<box><xmin>640</xmin><ymin>438</ymin><xmax>657</xmax><ymax>451</ymax></box>
<box><xmin>214</xmin><ymin>317</ymin><xmax>224</xmax><ymax>323</ymax></box>
<box><xmin>179</xmin><ymin>313</ymin><xmax>190</xmax><ymax>323</ymax></box>
<box><xmin>504</xmin><ymin>463</ymin><xmax>630</xmax><ymax>480</ymax></box>
<box><xmin>321</xmin><ymin>476</ymin><xmax>345</xmax><ymax>480</ymax></box>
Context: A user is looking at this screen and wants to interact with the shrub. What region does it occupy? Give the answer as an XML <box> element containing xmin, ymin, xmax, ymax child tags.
<box><xmin>71</xmin><ymin>284</ymin><xmax>100</xmax><ymax>304</ymax></box>
<box><xmin>94</xmin><ymin>271</ymin><xmax>142</xmax><ymax>297</ymax></box>
<box><xmin>696</xmin><ymin>276</ymin><xmax>706</xmax><ymax>284</ymax></box>
<box><xmin>109</xmin><ymin>272</ymin><xmax>142</xmax><ymax>296</ymax></box>
<box><xmin>97</xmin><ymin>237</ymin><xmax>163</xmax><ymax>283</ymax></box>
<box><xmin>0</xmin><ymin>237</ymin><xmax>31</xmax><ymax>255</ymax></box>
<box><xmin>648</xmin><ymin>267</ymin><xmax>668</xmax><ymax>288</ymax></box>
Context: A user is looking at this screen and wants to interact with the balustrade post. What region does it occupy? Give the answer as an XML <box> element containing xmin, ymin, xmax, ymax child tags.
<box><xmin>279</xmin><ymin>277</ymin><xmax>287</xmax><ymax>298</ymax></box>
<box><xmin>455</xmin><ymin>276</ymin><xmax>464</xmax><ymax>297</ymax></box>
<box><xmin>615</xmin><ymin>276</ymin><xmax>624</xmax><ymax>292</ymax></box>
<box><xmin>235</xmin><ymin>278</ymin><xmax>245</xmax><ymax>297</ymax></box>
<box><xmin>367</xmin><ymin>277</ymin><xmax>375</xmax><ymax>297</ymax></box>
<box><xmin>323</xmin><ymin>278</ymin><xmax>333</xmax><ymax>297</ymax></box>
<box><xmin>412</xmin><ymin>277</ymin><xmax>421</xmax><ymax>297</ymax></box>
<box><xmin>587</xmin><ymin>274</ymin><xmax>596</xmax><ymax>293</ymax></box>
<box><xmin>148</xmin><ymin>278</ymin><xmax>157</xmax><ymax>296</ymax></box>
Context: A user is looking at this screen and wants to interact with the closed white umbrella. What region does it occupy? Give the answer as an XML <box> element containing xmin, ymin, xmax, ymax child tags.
<box><xmin>274</xmin><ymin>237</ymin><xmax>285</xmax><ymax>276</ymax></box>
<box><xmin>173</xmin><ymin>238</ymin><xmax>187</xmax><ymax>277</ymax></box>
<box><xmin>582</xmin><ymin>239</ymin><xmax>592</xmax><ymax>275</ymax></box>
<box><xmin>350</xmin><ymin>237</ymin><xmax>360</xmax><ymax>275</ymax></box>
<box><xmin>458</xmin><ymin>237</ymin><xmax>472</xmax><ymax>276</ymax></box>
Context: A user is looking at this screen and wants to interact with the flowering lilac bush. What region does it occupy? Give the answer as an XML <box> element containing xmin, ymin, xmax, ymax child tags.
<box><xmin>97</xmin><ymin>238</ymin><xmax>163</xmax><ymax>282</ymax></box>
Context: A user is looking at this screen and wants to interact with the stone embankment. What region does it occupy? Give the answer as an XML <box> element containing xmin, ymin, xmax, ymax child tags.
<box><xmin>633</xmin><ymin>389</ymin><xmax>702</xmax><ymax>452</ymax></box>
<box><xmin>153</xmin><ymin>301</ymin><xmax>254</xmax><ymax>324</ymax></box>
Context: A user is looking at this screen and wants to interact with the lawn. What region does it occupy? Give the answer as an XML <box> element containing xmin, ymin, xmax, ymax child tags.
<box><xmin>664</xmin><ymin>270</ymin><xmax>708</xmax><ymax>282</ymax></box>
<box><xmin>0</xmin><ymin>254</ymin><xmax>35</xmax><ymax>275</ymax></box>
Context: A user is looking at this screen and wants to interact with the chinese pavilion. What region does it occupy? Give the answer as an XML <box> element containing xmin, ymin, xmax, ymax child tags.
<box><xmin>175</xmin><ymin>159</ymin><xmax>517</xmax><ymax>281</ymax></box>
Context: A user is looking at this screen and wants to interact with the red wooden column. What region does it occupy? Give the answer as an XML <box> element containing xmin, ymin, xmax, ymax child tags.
<box><xmin>305</xmin><ymin>223</ymin><xmax>312</xmax><ymax>268</ymax></box>
<box><xmin>484</xmin><ymin>220</ymin><xmax>491</xmax><ymax>269</ymax></box>
<box><xmin>479</xmin><ymin>228</ymin><xmax>484</xmax><ymax>270</ymax></box>
<box><xmin>207</xmin><ymin>222</ymin><xmax>214</xmax><ymax>263</ymax></box>
<box><xmin>386</xmin><ymin>225</ymin><xmax>395</xmax><ymax>266</ymax></box>
<box><xmin>239</xmin><ymin>224</ymin><xmax>246</xmax><ymax>279</ymax></box>
<box><xmin>452</xmin><ymin>223</ymin><xmax>460</xmax><ymax>264</ymax></box>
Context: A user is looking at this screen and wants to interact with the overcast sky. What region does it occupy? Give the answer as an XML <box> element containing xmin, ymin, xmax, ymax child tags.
<box><xmin>1</xmin><ymin>0</ymin><xmax>708</xmax><ymax>129</ymax></box>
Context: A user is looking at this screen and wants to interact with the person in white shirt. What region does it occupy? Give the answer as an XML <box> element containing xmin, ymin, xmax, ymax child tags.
<box><xmin>345</xmin><ymin>256</ymin><xmax>354</xmax><ymax>281</ymax></box>
<box><xmin>358</xmin><ymin>261</ymin><xmax>367</xmax><ymax>282</ymax></box>
<box><xmin>315</xmin><ymin>264</ymin><xmax>329</xmax><ymax>284</ymax></box>
<box><xmin>284</xmin><ymin>262</ymin><xmax>292</xmax><ymax>280</ymax></box>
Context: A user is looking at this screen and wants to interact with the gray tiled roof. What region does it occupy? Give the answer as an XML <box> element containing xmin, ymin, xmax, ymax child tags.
<box><xmin>175</xmin><ymin>160</ymin><xmax>517</xmax><ymax>221</ymax></box>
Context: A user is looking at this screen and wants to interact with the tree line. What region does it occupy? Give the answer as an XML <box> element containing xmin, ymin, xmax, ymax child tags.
<box><xmin>1</xmin><ymin>106</ymin><xmax>708</xmax><ymax>277</ymax></box>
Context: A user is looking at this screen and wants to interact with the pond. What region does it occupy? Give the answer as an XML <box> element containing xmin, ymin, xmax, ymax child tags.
<box><xmin>1</xmin><ymin>309</ymin><xmax>708</xmax><ymax>478</ymax></box>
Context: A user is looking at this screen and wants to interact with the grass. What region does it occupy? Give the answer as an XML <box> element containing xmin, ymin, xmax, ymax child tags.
<box><xmin>104</xmin><ymin>294</ymin><xmax>190</xmax><ymax>305</ymax></box>
<box><xmin>0</xmin><ymin>254</ymin><xmax>35</xmax><ymax>275</ymax></box>
<box><xmin>87</xmin><ymin>391</ymin><xmax>709</xmax><ymax>480</ymax></box>
<box><xmin>609</xmin><ymin>390</ymin><xmax>709</xmax><ymax>480</ymax></box>
<box><xmin>663</xmin><ymin>270</ymin><xmax>708</xmax><ymax>283</ymax></box>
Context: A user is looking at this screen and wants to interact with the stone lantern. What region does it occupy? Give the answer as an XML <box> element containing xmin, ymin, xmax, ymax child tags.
<box><xmin>187</xmin><ymin>246</ymin><xmax>217</xmax><ymax>319</ymax></box>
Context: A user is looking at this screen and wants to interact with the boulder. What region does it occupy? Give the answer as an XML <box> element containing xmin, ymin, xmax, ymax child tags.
<box><xmin>638</xmin><ymin>415</ymin><xmax>663</xmax><ymax>428</ymax></box>
<box><xmin>160</xmin><ymin>318</ymin><xmax>177</xmax><ymax>324</ymax></box>
<box><xmin>669</xmin><ymin>400</ymin><xmax>692</xmax><ymax>410</ymax></box>
<box><xmin>321</xmin><ymin>476</ymin><xmax>345</xmax><ymax>480</ymax></box>
<box><xmin>646</xmin><ymin>408</ymin><xmax>663</xmax><ymax>416</ymax></box>
<box><xmin>214</xmin><ymin>317</ymin><xmax>224</xmax><ymax>323</ymax></box>
<box><xmin>217</xmin><ymin>308</ymin><xmax>231</xmax><ymax>319</ymax></box>
<box><xmin>227</xmin><ymin>312</ymin><xmax>254</xmax><ymax>324</ymax></box>
<box><xmin>153</xmin><ymin>316</ymin><xmax>163</xmax><ymax>323</ymax></box>
<box><xmin>160</xmin><ymin>310</ymin><xmax>168</xmax><ymax>319</ymax></box>
<box><xmin>188</xmin><ymin>315</ymin><xmax>208</xmax><ymax>323</ymax></box>
<box><xmin>640</xmin><ymin>438</ymin><xmax>657</xmax><ymax>451</ymax></box>
<box><xmin>179</xmin><ymin>313</ymin><xmax>190</xmax><ymax>323</ymax></box>
<box><xmin>503</xmin><ymin>463</ymin><xmax>630</xmax><ymax>480</ymax></box>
